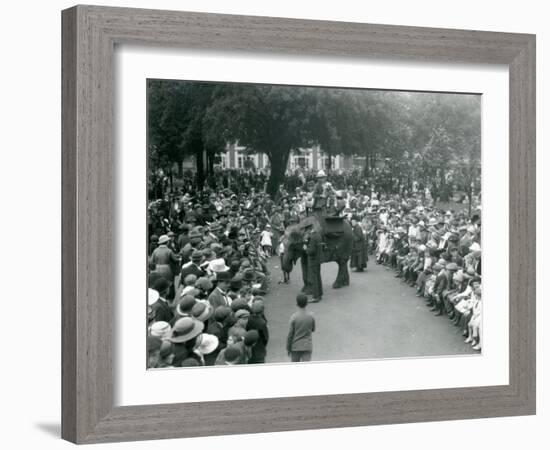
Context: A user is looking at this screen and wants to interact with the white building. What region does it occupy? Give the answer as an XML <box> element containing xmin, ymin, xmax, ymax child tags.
<box><xmin>219</xmin><ymin>143</ymin><xmax>366</xmax><ymax>172</ymax></box>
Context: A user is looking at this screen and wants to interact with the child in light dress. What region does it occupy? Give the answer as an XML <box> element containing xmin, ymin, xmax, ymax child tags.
<box><xmin>260</xmin><ymin>224</ymin><xmax>273</xmax><ymax>257</ymax></box>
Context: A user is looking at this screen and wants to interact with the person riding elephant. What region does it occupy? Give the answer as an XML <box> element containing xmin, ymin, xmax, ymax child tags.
<box><xmin>312</xmin><ymin>170</ymin><xmax>336</xmax><ymax>216</ymax></box>
<box><xmin>312</xmin><ymin>170</ymin><xmax>328</xmax><ymax>212</ymax></box>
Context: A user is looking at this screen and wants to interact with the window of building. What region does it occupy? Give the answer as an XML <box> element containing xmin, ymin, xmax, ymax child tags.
<box><xmin>295</xmin><ymin>156</ymin><xmax>309</xmax><ymax>169</ymax></box>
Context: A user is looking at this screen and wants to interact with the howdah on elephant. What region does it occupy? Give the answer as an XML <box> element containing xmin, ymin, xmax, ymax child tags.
<box><xmin>281</xmin><ymin>215</ymin><xmax>353</xmax><ymax>292</ymax></box>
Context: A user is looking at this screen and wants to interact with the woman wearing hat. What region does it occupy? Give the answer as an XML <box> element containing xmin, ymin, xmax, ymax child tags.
<box><xmin>194</xmin><ymin>333</ymin><xmax>220</xmax><ymax>366</ymax></box>
<box><xmin>169</xmin><ymin>317</ymin><xmax>205</xmax><ymax>367</ymax></box>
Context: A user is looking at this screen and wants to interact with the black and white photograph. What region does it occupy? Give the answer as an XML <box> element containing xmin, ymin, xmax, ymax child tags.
<box><xmin>146</xmin><ymin>79</ymin><xmax>482</xmax><ymax>369</ymax></box>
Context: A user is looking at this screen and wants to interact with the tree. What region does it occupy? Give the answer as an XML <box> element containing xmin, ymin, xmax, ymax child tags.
<box><xmin>147</xmin><ymin>80</ymin><xmax>227</xmax><ymax>191</ymax></box>
<box><xmin>205</xmin><ymin>84</ymin><xmax>318</xmax><ymax>197</ymax></box>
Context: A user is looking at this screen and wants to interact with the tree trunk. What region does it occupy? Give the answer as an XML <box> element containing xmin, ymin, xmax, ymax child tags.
<box><xmin>363</xmin><ymin>153</ymin><xmax>370</xmax><ymax>177</ymax></box>
<box><xmin>439</xmin><ymin>171</ymin><xmax>449</xmax><ymax>202</ymax></box>
<box><xmin>195</xmin><ymin>145</ymin><xmax>205</xmax><ymax>191</ymax></box>
<box><xmin>207</xmin><ymin>151</ymin><xmax>215</xmax><ymax>177</ymax></box>
<box><xmin>266</xmin><ymin>150</ymin><xmax>290</xmax><ymax>198</ymax></box>
<box><xmin>326</xmin><ymin>149</ymin><xmax>332</xmax><ymax>171</ymax></box>
<box><xmin>168</xmin><ymin>165</ymin><xmax>173</xmax><ymax>192</ymax></box>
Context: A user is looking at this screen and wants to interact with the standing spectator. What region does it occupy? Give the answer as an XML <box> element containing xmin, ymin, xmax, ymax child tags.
<box><xmin>207</xmin><ymin>271</ymin><xmax>232</xmax><ymax>308</ymax></box>
<box><xmin>286</xmin><ymin>293</ymin><xmax>316</xmax><ymax>363</ymax></box>
<box><xmin>260</xmin><ymin>224</ymin><xmax>273</xmax><ymax>256</ymax></box>
<box><xmin>350</xmin><ymin>215</ymin><xmax>367</xmax><ymax>272</ymax></box>
<box><xmin>149</xmin><ymin>280</ymin><xmax>174</xmax><ymax>323</ymax></box>
<box><xmin>271</xmin><ymin>207</ymin><xmax>284</xmax><ymax>255</ymax></box>
<box><xmin>150</xmin><ymin>234</ymin><xmax>180</xmax><ymax>299</ymax></box>
<box><xmin>180</xmin><ymin>250</ymin><xmax>205</xmax><ymax>283</ymax></box>
<box><xmin>278</xmin><ymin>239</ymin><xmax>290</xmax><ymax>284</ymax></box>
<box><xmin>246</xmin><ymin>299</ymin><xmax>269</xmax><ymax>363</ymax></box>
<box><xmin>305</xmin><ymin>225</ymin><xmax>323</xmax><ymax>302</ymax></box>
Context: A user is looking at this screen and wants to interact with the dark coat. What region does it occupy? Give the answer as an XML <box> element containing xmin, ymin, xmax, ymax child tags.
<box><xmin>151</xmin><ymin>299</ymin><xmax>174</xmax><ymax>323</ymax></box>
<box><xmin>246</xmin><ymin>314</ymin><xmax>269</xmax><ymax>362</ymax></box>
<box><xmin>306</xmin><ymin>230</ymin><xmax>323</xmax><ymax>298</ymax></box>
<box><xmin>350</xmin><ymin>224</ymin><xmax>368</xmax><ymax>269</ymax></box>
<box><xmin>150</xmin><ymin>245</ymin><xmax>179</xmax><ymax>281</ymax></box>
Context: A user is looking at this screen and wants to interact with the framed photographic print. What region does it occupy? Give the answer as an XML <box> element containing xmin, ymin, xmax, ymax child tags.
<box><xmin>62</xmin><ymin>5</ymin><xmax>536</xmax><ymax>444</ymax></box>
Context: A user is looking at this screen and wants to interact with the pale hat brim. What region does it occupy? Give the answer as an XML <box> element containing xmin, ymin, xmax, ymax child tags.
<box><xmin>148</xmin><ymin>288</ymin><xmax>160</xmax><ymax>306</ymax></box>
<box><xmin>169</xmin><ymin>319</ymin><xmax>204</xmax><ymax>344</ymax></box>
<box><xmin>197</xmin><ymin>333</ymin><xmax>219</xmax><ymax>355</ymax></box>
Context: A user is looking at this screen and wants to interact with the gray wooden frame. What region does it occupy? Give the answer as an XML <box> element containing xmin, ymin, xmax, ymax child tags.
<box><xmin>62</xmin><ymin>5</ymin><xmax>536</xmax><ymax>444</ymax></box>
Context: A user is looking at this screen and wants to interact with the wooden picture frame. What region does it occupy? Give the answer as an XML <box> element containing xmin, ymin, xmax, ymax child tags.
<box><xmin>61</xmin><ymin>5</ymin><xmax>536</xmax><ymax>444</ymax></box>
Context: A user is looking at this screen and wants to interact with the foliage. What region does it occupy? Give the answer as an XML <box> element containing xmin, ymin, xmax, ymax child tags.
<box><xmin>148</xmin><ymin>79</ymin><xmax>481</xmax><ymax>199</ymax></box>
<box><xmin>203</xmin><ymin>84</ymin><xmax>318</xmax><ymax>195</ymax></box>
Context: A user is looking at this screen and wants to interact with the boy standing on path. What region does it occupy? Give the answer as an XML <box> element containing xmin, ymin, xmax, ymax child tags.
<box><xmin>286</xmin><ymin>293</ymin><xmax>316</xmax><ymax>362</ymax></box>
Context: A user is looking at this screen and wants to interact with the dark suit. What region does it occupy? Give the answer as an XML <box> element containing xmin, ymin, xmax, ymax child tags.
<box><xmin>151</xmin><ymin>299</ymin><xmax>174</xmax><ymax>323</ymax></box>
<box><xmin>208</xmin><ymin>287</ymin><xmax>230</xmax><ymax>309</ymax></box>
<box><xmin>306</xmin><ymin>230</ymin><xmax>323</xmax><ymax>300</ymax></box>
<box><xmin>350</xmin><ymin>224</ymin><xmax>367</xmax><ymax>270</ymax></box>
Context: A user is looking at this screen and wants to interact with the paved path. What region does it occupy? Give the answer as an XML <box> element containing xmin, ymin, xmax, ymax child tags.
<box><xmin>263</xmin><ymin>256</ymin><xmax>474</xmax><ymax>363</ymax></box>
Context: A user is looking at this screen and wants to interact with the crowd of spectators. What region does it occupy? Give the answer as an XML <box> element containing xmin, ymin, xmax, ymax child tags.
<box><xmin>147</xmin><ymin>168</ymin><xmax>482</xmax><ymax>368</ymax></box>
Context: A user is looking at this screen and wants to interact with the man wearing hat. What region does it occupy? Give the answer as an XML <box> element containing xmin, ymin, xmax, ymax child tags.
<box><xmin>149</xmin><ymin>280</ymin><xmax>174</xmax><ymax>323</ymax></box>
<box><xmin>180</xmin><ymin>228</ymin><xmax>204</xmax><ymax>264</ymax></box>
<box><xmin>207</xmin><ymin>270</ymin><xmax>232</xmax><ymax>309</ymax></box>
<box><xmin>312</xmin><ymin>169</ymin><xmax>330</xmax><ymax>215</ymax></box>
<box><xmin>179</xmin><ymin>250</ymin><xmax>205</xmax><ymax>286</ymax></box>
<box><xmin>150</xmin><ymin>234</ymin><xmax>180</xmax><ymax>288</ymax></box>
<box><xmin>207</xmin><ymin>305</ymin><xmax>232</xmax><ymax>349</ymax></box>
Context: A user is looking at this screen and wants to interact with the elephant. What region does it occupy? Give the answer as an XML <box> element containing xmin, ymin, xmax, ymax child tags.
<box><xmin>281</xmin><ymin>215</ymin><xmax>353</xmax><ymax>292</ymax></box>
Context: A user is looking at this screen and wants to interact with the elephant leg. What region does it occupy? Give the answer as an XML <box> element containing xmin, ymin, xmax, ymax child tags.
<box><xmin>342</xmin><ymin>259</ymin><xmax>350</xmax><ymax>286</ymax></box>
<box><xmin>300</xmin><ymin>257</ymin><xmax>312</xmax><ymax>294</ymax></box>
<box><xmin>333</xmin><ymin>261</ymin><xmax>344</xmax><ymax>289</ymax></box>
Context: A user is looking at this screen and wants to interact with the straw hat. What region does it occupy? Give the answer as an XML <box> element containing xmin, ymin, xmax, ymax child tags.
<box><xmin>197</xmin><ymin>333</ymin><xmax>219</xmax><ymax>355</ymax></box>
<box><xmin>191</xmin><ymin>302</ymin><xmax>214</xmax><ymax>322</ymax></box>
<box><xmin>148</xmin><ymin>288</ymin><xmax>160</xmax><ymax>306</ymax></box>
<box><xmin>149</xmin><ymin>321</ymin><xmax>171</xmax><ymax>339</ymax></box>
<box><xmin>169</xmin><ymin>317</ymin><xmax>204</xmax><ymax>344</ymax></box>
<box><xmin>209</xmin><ymin>258</ymin><xmax>230</xmax><ymax>273</ymax></box>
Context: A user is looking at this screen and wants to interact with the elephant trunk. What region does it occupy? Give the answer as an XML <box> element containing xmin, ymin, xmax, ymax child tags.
<box><xmin>281</xmin><ymin>249</ymin><xmax>295</xmax><ymax>273</ymax></box>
